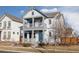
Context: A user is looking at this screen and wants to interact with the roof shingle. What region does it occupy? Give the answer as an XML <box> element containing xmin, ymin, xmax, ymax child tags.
<box><xmin>0</xmin><ymin>13</ymin><xmax>23</xmax><ymax>23</ymax></box>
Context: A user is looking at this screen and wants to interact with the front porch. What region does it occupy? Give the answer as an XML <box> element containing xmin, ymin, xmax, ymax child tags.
<box><xmin>24</xmin><ymin>30</ymin><xmax>44</xmax><ymax>44</ymax></box>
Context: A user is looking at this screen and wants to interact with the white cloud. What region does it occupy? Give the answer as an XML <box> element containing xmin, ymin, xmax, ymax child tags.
<box><xmin>63</xmin><ymin>12</ymin><xmax>79</xmax><ymax>32</ymax></box>
<box><xmin>40</xmin><ymin>8</ymin><xmax>58</xmax><ymax>13</ymax></box>
<box><xmin>60</xmin><ymin>7</ymin><xmax>79</xmax><ymax>12</ymax></box>
<box><xmin>40</xmin><ymin>7</ymin><xmax>79</xmax><ymax>32</ymax></box>
<box><xmin>20</xmin><ymin>10</ymin><xmax>24</xmax><ymax>14</ymax></box>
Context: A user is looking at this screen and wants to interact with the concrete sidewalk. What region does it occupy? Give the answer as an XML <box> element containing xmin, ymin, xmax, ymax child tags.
<box><xmin>0</xmin><ymin>46</ymin><xmax>40</xmax><ymax>53</ymax></box>
<box><xmin>0</xmin><ymin>45</ymin><xmax>79</xmax><ymax>53</ymax></box>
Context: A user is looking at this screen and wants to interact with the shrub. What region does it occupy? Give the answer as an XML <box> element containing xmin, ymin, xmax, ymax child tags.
<box><xmin>23</xmin><ymin>43</ymin><xmax>31</xmax><ymax>47</ymax></box>
<box><xmin>38</xmin><ymin>43</ymin><xmax>46</xmax><ymax>47</ymax></box>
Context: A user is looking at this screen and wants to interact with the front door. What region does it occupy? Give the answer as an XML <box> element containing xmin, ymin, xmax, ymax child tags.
<box><xmin>35</xmin><ymin>31</ymin><xmax>43</xmax><ymax>43</ymax></box>
<box><xmin>35</xmin><ymin>32</ymin><xmax>39</xmax><ymax>43</ymax></box>
<box><xmin>39</xmin><ymin>31</ymin><xmax>43</xmax><ymax>43</ymax></box>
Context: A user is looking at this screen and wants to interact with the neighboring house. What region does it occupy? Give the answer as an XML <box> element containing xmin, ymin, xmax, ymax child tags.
<box><xmin>23</xmin><ymin>8</ymin><xmax>65</xmax><ymax>45</ymax></box>
<box><xmin>0</xmin><ymin>14</ymin><xmax>23</xmax><ymax>43</ymax></box>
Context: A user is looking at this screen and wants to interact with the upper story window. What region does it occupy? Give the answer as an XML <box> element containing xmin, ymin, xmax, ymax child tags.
<box><xmin>17</xmin><ymin>32</ymin><xmax>19</xmax><ymax>35</ymax></box>
<box><xmin>32</xmin><ymin>11</ymin><xmax>34</xmax><ymax>15</ymax></box>
<box><xmin>0</xmin><ymin>22</ymin><xmax>2</xmax><ymax>27</ymax></box>
<box><xmin>24</xmin><ymin>18</ymin><xmax>32</xmax><ymax>23</ymax></box>
<box><xmin>13</xmin><ymin>32</ymin><xmax>15</xmax><ymax>34</ymax></box>
<box><xmin>49</xmin><ymin>19</ymin><xmax>51</xmax><ymax>24</ymax></box>
<box><xmin>49</xmin><ymin>32</ymin><xmax>52</xmax><ymax>37</ymax></box>
<box><xmin>3</xmin><ymin>21</ymin><xmax>6</xmax><ymax>29</ymax></box>
<box><xmin>34</xmin><ymin>17</ymin><xmax>42</xmax><ymax>22</ymax></box>
<box><xmin>7</xmin><ymin>21</ymin><xmax>11</xmax><ymax>29</ymax></box>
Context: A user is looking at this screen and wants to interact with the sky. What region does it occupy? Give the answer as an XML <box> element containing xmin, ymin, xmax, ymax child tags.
<box><xmin>0</xmin><ymin>6</ymin><xmax>79</xmax><ymax>33</ymax></box>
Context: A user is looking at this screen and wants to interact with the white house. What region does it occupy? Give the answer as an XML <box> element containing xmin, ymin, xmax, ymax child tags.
<box><xmin>0</xmin><ymin>14</ymin><xmax>23</xmax><ymax>43</ymax></box>
<box><xmin>23</xmin><ymin>8</ymin><xmax>65</xmax><ymax>45</ymax></box>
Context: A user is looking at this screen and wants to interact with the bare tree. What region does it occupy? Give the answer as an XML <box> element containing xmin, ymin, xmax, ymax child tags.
<box><xmin>51</xmin><ymin>13</ymin><xmax>65</xmax><ymax>45</ymax></box>
<box><xmin>64</xmin><ymin>26</ymin><xmax>73</xmax><ymax>37</ymax></box>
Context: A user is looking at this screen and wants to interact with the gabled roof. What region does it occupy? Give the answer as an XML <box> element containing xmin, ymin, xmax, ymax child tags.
<box><xmin>0</xmin><ymin>13</ymin><xmax>23</xmax><ymax>23</ymax></box>
<box><xmin>33</xmin><ymin>8</ymin><xmax>61</xmax><ymax>18</ymax></box>
<box><xmin>43</xmin><ymin>12</ymin><xmax>60</xmax><ymax>18</ymax></box>
<box><xmin>24</xmin><ymin>8</ymin><xmax>62</xmax><ymax>18</ymax></box>
<box><xmin>33</xmin><ymin>8</ymin><xmax>47</xmax><ymax>17</ymax></box>
<box><xmin>24</xmin><ymin>8</ymin><xmax>60</xmax><ymax>18</ymax></box>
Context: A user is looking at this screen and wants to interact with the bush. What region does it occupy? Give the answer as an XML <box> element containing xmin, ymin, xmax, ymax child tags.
<box><xmin>23</xmin><ymin>43</ymin><xmax>31</xmax><ymax>47</ymax></box>
<box><xmin>38</xmin><ymin>43</ymin><xmax>46</xmax><ymax>47</ymax></box>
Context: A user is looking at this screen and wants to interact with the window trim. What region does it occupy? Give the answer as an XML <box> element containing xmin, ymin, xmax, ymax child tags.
<box><xmin>17</xmin><ymin>32</ymin><xmax>19</xmax><ymax>35</ymax></box>
<box><xmin>49</xmin><ymin>19</ymin><xmax>51</xmax><ymax>24</ymax></box>
<box><xmin>49</xmin><ymin>32</ymin><xmax>52</xmax><ymax>37</ymax></box>
<box><xmin>7</xmin><ymin>21</ymin><xmax>11</xmax><ymax>29</ymax></box>
<box><xmin>3</xmin><ymin>21</ymin><xmax>7</xmax><ymax>29</ymax></box>
<box><xmin>13</xmin><ymin>32</ymin><xmax>15</xmax><ymax>34</ymax></box>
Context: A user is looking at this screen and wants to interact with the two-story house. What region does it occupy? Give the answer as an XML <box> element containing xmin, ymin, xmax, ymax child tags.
<box><xmin>0</xmin><ymin>14</ymin><xmax>23</xmax><ymax>43</ymax></box>
<box><xmin>23</xmin><ymin>8</ymin><xmax>65</xmax><ymax>45</ymax></box>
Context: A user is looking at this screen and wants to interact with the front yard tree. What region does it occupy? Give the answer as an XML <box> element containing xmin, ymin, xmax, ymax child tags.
<box><xmin>51</xmin><ymin>13</ymin><xmax>65</xmax><ymax>45</ymax></box>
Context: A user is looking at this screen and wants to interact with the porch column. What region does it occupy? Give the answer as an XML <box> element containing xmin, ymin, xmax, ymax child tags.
<box><xmin>27</xmin><ymin>33</ymin><xmax>29</xmax><ymax>42</ymax></box>
<box><xmin>22</xmin><ymin>30</ymin><xmax>25</xmax><ymax>43</ymax></box>
<box><xmin>32</xmin><ymin>14</ymin><xmax>34</xmax><ymax>28</ymax></box>
<box><xmin>42</xmin><ymin>16</ymin><xmax>44</xmax><ymax>28</ymax></box>
<box><xmin>23</xmin><ymin>18</ymin><xmax>25</xmax><ymax>43</ymax></box>
<box><xmin>42</xmin><ymin>17</ymin><xmax>45</xmax><ymax>43</ymax></box>
<box><xmin>32</xmin><ymin>30</ymin><xmax>34</xmax><ymax>44</ymax></box>
<box><xmin>43</xmin><ymin>30</ymin><xmax>45</xmax><ymax>43</ymax></box>
<box><xmin>32</xmin><ymin>14</ymin><xmax>34</xmax><ymax>44</ymax></box>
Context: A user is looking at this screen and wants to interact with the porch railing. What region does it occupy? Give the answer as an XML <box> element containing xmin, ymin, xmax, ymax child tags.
<box><xmin>24</xmin><ymin>23</ymin><xmax>47</xmax><ymax>29</ymax></box>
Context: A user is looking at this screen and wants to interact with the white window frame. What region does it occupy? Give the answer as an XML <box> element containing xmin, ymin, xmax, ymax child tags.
<box><xmin>7</xmin><ymin>21</ymin><xmax>11</xmax><ymax>29</ymax></box>
<box><xmin>7</xmin><ymin>31</ymin><xmax>11</xmax><ymax>40</ymax></box>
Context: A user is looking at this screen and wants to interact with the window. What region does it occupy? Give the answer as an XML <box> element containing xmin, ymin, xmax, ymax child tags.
<box><xmin>13</xmin><ymin>32</ymin><xmax>15</xmax><ymax>34</ymax></box>
<box><xmin>24</xmin><ymin>32</ymin><xmax>27</xmax><ymax>39</ymax></box>
<box><xmin>32</xmin><ymin>11</ymin><xmax>34</xmax><ymax>15</ymax></box>
<box><xmin>7</xmin><ymin>31</ymin><xmax>11</xmax><ymax>39</ymax></box>
<box><xmin>17</xmin><ymin>32</ymin><xmax>19</xmax><ymax>35</ymax></box>
<box><xmin>49</xmin><ymin>32</ymin><xmax>52</xmax><ymax>37</ymax></box>
<box><xmin>34</xmin><ymin>33</ymin><xmax>35</xmax><ymax>38</ymax></box>
<box><xmin>49</xmin><ymin>19</ymin><xmax>51</xmax><ymax>24</ymax></box>
<box><xmin>3</xmin><ymin>21</ymin><xmax>6</xmax><ymax>29</ymax></box>
<box><xmin>8</xmin><ymin>21</ymin><xmax>11</xmax><ymax>29</ymax></box>
<box><xmin>0</xmin><ymin>23</ymin><xmax>2</xmax><ymax>27</ymax></box>
<box><xmin>29</xmin><ymin>32</ymin><xmax>32</xmax><ymax>39</ymax></box>
<box><xmin>3</xmin><ymin>32</ymin><xmax>6</xmax><ymax>39</ymax></box>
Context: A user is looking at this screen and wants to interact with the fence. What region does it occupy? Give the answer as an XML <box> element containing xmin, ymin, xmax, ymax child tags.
<box><xmin>60</xmin><ymin>37</ymin><xmax>79</xmax><ymax>45</ymax></box>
